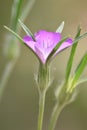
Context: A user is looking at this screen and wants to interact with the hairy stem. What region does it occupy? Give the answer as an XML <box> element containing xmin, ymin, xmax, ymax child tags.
<box><xmin>37</xmin><ymin>91</ymin><xmax>46</xmax><ymax>130</ymax></box>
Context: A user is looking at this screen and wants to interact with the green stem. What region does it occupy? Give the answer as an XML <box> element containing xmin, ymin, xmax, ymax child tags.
<box><xmin>48</xmin><ymin>103</ymin><xmax>64</xmax><ymax>130</ymax></box>
<box><xmin>48</xmin><ymin>81</ymin><xmax>74</xmax><ymax>130</ymax></box>
<box><xmin>0</xmin><ymin>0</ymin><xmax>23</xmax><ymax>101</ymax></box>
<box><xmin>0</xmin><ymin>61</ymin><xmax>16</xmax><ymax>101</ymax></box>
<box><xmin>37</xmin><ymin>91</ymin><xmax>46</xmax><ymax>130</ymax></box>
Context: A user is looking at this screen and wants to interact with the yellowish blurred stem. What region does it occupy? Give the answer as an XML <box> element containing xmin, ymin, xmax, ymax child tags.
<box><xmin>0</xmin><ymin>60</ymin><xmax>16</xmax><ymax>101</ymax></box>
<box><xmin>48</xmin><ymin>103</ymin><xmax>64</xmax><ymax>130</ymax></box>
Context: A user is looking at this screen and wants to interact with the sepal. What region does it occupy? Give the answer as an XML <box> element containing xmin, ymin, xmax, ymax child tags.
<box><xmin>18</xmin><ymin>19</ymin><xmax>35</xmax><ymax>41</ymax></box>
<box><xmin>56</xmin><ymin>21</ymin><xmax>65</xmax><ymax>33</ymax></box>
<box><xmin>47</xmin><ymin>36</ymin><xmax>68</xmax><ymax>63</ymax></box>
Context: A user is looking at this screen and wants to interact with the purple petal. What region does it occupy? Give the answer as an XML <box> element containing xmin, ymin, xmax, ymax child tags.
<box><xmin>34</xmin><ymin>30</ymin><xmax>61</xmax><ymax>47</ymax></box>
<box><xmin>23</xmin><ymin>30</ymin><xmax>73</xmax><ymax>64</ymax></box>
<box><xmin>34</xmin><ymin>30</ymin><xmax>62</xmax><ymax>63</ymax></box>
<box><xmin>54</xmin><ymin>38</ymin><xmax>73</xmax><ymax>56</ymax></box>
<box><xmin>23</xmin><ymin>36</ymin><xmax>36</xmax><ymax>51</ymax></box>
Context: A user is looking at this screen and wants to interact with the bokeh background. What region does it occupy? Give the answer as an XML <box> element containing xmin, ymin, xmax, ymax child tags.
<box><xmin>0</xmin><ymin>0</ymin><xmax>87</xmax><ymax>130</ymax></box>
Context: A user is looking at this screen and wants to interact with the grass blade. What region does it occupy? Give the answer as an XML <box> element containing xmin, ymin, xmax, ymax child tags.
<box><xmin>74</xmin><ymin>32</ymin><xmax>87</xmax><ymax>43</ymax></box>
<box><xmin>72</xmin><ymin>52</ymin><xmax>87</xmax><ymax>84</ymax></box>
<box><xmin>65</xmin><ymin>26</ymin><xmax>81</xmax><ymax>81</ymax></box>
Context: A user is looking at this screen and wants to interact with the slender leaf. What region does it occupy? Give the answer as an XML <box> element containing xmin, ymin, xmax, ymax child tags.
<box><xmin>18</xmin><ymin>19</ymin><xmax>35</xmax><ymax>41</ymax></box>
<box><xmin>4</xmin><ymin>26</ymin><xmax>23</xmax><ymax>43</ymax></box>
<box><xmin>74</xmin><ymin>32</ymin><xmax>87</xmax><ymax>43</ymax></box>
<box><xmin>4</xmin><ymin>26</ymin><xmax>40</xmax><ymax>62</ymax></box>
<box><xmin>47</xmin><ymin>36</ymin><xmax>68</xmax><ymax>62</ymax></box>
<box><xmin>72</xmin><ymin>52</ymin><xmax>87</xmax><ymax>84</ymax></box>
<box><xmin>65</xmin><ymin>26</ymin><xmax>81</xmax><ymax>81</ymax></box>
<box><xmin>56</xmin><ymin>21</ymin><xmax>65</xmax><ymax>33</ymax></box>
<box><xmin>54</xmin><ymin>37</ymin><xmax>69</xmax><ymax>51</ymax></box>
<box><xmin>76</xmin><ymin>78</ymin><xmax>87</xmax><ymax>86</ymax></box>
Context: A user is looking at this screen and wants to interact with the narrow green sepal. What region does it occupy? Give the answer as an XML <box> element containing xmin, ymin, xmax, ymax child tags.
<box><xmin>54</xmin><ymin>37</ymin><xmax>68</xmax><ymax>51</ymax></box>
<box><xmin>76</xmin><ymin>78</ymin><xmax>87</xmax><ymax>86</ymax></box>
<box><xmin>65</xmin><ymin>26</ymin><xmax>81</xmax><ymax>81</ymax></box>
<box><xmin>4</xmin><ymin>26</ymin><xmax>23</xmax><ymax>43</ymax></box>
<box><xmin>72</xmin><ymin>52</ymin><xmax>87</xmax><ymax>84</ymax></box>
<box><xmin>56</xmin><ymin>21</ymin><xmax>65</xmax><ymax>33</ymax></box>
<box><xmin>74</xmin><ymin>32</ymin><xmax>87</xmax><ymax>43</ymax></box>
<box><xmin>18</xmin><ymin>19</ymin><xmax>35</xmax><ymax>41</ymax></box>
<box><xmin>47</xmin><ymin>36</ymin><xmax>68</xmax><ymax>63</ymax></box>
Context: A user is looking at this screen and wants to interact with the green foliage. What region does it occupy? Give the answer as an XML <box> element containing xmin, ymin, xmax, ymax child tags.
<box><xmin>72</xmin><ymin>52</ymin><xmax>87</xmax><ymax>85</ymax></box>
<box><xmin>4</xmin><ymin>26</ymin><xmax>23</xmax><ymax>43</ymax></box>
<box><xmin>18</xmin><ymin>19</ymin><xmax>35</xmax><ymax>40</ymax></box>
<box><xmin>65</xmin><ymin>26</ymin><xmax>81</xmax><ymax>81</ymax></box>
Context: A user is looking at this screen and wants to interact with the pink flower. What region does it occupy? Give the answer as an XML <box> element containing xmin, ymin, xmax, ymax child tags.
<box><xmin>23</xmin><ymin>30</ymin><xmax>73</xmax><ymax>64</ymax></box>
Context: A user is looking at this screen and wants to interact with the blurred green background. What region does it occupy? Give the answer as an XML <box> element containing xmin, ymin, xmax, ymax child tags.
<box><xmin>0</xmin><ymin>0</ymin><xmax>87</xmax><ymax>130</ymax></box>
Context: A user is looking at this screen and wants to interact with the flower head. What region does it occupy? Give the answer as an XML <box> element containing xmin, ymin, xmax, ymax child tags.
<box><xmin>23</xmin><ymin>30</ymin><xmax>73</xmax><ymax>64</ymax></box>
